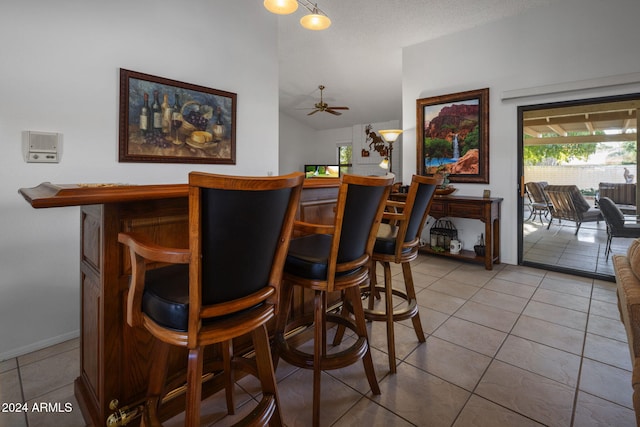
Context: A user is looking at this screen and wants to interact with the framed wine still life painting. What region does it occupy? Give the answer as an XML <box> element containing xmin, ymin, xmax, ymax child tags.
<box><xmin>417</xmin><ymin>88</ymin><xmax>489</xmax><ymax>183</ymax></box>
<box><xmin>119</xmin><ymin>68</ymin><xmax>236</xmax><ymax>164</ymax></box>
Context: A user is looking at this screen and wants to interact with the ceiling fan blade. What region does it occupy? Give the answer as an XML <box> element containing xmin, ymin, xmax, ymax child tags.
<box><xmin>307</xmin><ymin>110</ymin><xmax>320</xmax><ymax>116</ymax></box>
<box><xmin>327</xmin><ymin>106</ymin><xmax>349</xmax><ymax>110</ymax></box>
<box><xmin>325</xmin><ymin>109</ymin><xmax>342</xmax><ymax>116</ymax></box>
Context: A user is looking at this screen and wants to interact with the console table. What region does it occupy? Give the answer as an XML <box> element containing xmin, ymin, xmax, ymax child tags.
<box><xmin>424</xmin><ymin>195</ymin><xmax>502</xmax><ymax>270</ymax></box>
<box><xmin>391</xmin><ymin>193</ymin><xmax>502</xmax><ymax>270</ymax></box>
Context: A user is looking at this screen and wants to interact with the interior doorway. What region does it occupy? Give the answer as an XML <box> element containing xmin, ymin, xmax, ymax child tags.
<box><xmin>518</xmin><ymin>94</ymin><xmax>639</xmax><ymax>280</ymax></box>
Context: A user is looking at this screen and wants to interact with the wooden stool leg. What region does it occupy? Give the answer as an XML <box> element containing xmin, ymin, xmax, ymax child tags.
<box><xmin>184</xmin><ymin>347</ymin><xmax>204</xmax><ymax>427</ymax></box>
<box><xmin>312</xmin><ymin>290</ymin><xmax>325</xmax><ymax>427</ymax></box>
<box><xmin>273</xmin><ymin>280</ymin><xmax>294</xmax><ymax>369</ymax></box>
<box><xmin>402</xmin><ymin>262</ymin><xmax>425</xmax><ymax>342</ymax></box>
<box><xmin>382</xmin><ymin>261</ymin><xmax>397</xmax><ymax>373</ymax></box>
<box><xmin>370</xmin><ymin>260</ymin><xmax>381</xmax><ymax>303</ymax></box>
<box><xmin>222</xmin><ymin>339</ymin><xmax>235</xmax><ymax>415</ymax></box>
<box><xmin>331</xmin><ymin>290</ymin><xmax>348</xmax><ymax>346</ymax></box>
<box><xmin>345</xmin><ymin>286</ymin><xmax>380</xmax><ymax>395</ymax></box>
<box><xmin>253</xmin><ymin>323</ymin><xmax>283</xmax><ymax>426</ymax></box>
<box><xmin>141</xmin><ymin>340</ymin><xmax>171</xmax><ymax>427</ymax></box>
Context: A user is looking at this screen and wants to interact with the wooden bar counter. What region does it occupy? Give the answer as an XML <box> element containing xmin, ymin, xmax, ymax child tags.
<box><xmin>19</xmin><ymin>178</ymin><xmax>340</xmax><ymax>427</ymax></box>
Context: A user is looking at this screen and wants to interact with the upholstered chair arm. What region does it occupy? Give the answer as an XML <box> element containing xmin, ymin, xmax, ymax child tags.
<box><xmin>118</xmin><ymin>232</ymin><xmax>190</xmax><ymax>328</ymax></box>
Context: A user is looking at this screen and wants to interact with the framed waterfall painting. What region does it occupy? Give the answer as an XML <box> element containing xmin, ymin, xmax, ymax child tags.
<box><xmin>417</xmin><ymin>88</ymin><xmax>489</xmax><ymax>183</ymax></box>
<box><xmin>119</xmin><ymin>68</ymin><xmax>236</xmax><ymax>164</ymax></box>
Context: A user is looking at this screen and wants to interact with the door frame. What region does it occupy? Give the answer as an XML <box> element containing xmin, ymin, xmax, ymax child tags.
<box><xmin>518</xmin><ymin>92</ymin><xmax>640</xmax><ymax>280</ymax></box>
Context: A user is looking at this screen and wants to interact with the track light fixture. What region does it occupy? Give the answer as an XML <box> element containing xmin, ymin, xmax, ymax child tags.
<box><xmin>264</xmin><ymin>0</ymin><xmax>331</xmax><ymax>30</ymax></box>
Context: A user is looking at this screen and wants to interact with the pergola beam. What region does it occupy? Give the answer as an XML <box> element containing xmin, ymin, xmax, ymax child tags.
<box><xmin>525</xmin><ymin>132</ymin><xmax>637</xmax><ymax>145</ymax></box>
<box><xmin>523</xmin><ymin>127</ymin><xmax>541</xmax><ymax>138</ymax></box>
<box><xmin>546</xmin><ymin>124</ymin><xmax>568</xmax><ymax>136</ymax></box>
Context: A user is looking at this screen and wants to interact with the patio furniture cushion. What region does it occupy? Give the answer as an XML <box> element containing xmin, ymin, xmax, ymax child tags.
<box><xmin>544</xmin><ymin>185</ymin><xmax>601</xmax><ymax>235</ymax></box>
<box><xmin>598</xmin><ymin>182</ymin><xmax>637</xmax><ymax>215</ymax></box>
<box><xmin>599</xmin><ymin>182</ymin><xmax>636</xmax><ymax>206</ymax></box>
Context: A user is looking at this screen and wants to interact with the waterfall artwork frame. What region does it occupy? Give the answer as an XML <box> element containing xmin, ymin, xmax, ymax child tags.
<box><xmin>417</xmin><ymin>88</ymin><xmax>489</xmax><ymax>184</ymax></box>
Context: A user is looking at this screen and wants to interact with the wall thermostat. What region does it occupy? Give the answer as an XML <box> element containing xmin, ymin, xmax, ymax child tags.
<box><xmin>22</xmin><ymin>131</ymin><xmax>62</xmax><ymax>163</ymax></box>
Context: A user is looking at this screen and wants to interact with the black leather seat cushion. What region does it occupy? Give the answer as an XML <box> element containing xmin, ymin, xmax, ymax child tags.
<box><xmin>374</xmin><ymin>223</ymin><xmax>398</xmax><ymax>255</ymax></box>
<box><xmin>142</xmin><ymin>264</ymin><xmax>190</xmax><ymax>332</ymax></box>
<box><xmin>140</xmin><ymin>264</ymin><xmax>262</xmax><ymax>332</ymax></box>
<box><xmin>373</xmin><ymin>223</ymin><xmax>412</xmax><ymax>256</ymax></box>
<box><xmin>285</xmin><ymin>234</ymin><xmax>332</xmax><ymax>280</ymax></box>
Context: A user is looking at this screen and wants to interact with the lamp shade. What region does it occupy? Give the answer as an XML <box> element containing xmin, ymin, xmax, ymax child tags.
<box><xmin>264</xmin><ymin>0</ymin><xmax>298</xmax><ymax>15</ymax></box>
<box><xmin>379</xmin><ymin>158</ymin><xmax>389</xmax><ymax>169</ymax></box>
<box><xmin>378</xmin><ymin>129</ymin><xmax>403</xmax><ymax>143</ymax></box>
<box><xmin>300</xmin><ymin>13</ymin><xmax>331</xmax><ymax>30</ymax></box>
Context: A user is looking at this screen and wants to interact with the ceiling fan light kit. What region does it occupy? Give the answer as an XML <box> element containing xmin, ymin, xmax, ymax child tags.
<box><xmin>264</xmin><ymin>0</ymin><xmax>331</xmax><ymax>30</ymax></box>
<box><xmin>307</xmin><ymin>85</ymin><xmax>349</xmax><ymax>116</ymax></box>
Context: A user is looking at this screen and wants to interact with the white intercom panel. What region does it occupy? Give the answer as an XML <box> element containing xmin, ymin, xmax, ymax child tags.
<box><xmin>22</xmin><ymin>131</ymin><xmax>62</xmax><ymax>163</ymax></box>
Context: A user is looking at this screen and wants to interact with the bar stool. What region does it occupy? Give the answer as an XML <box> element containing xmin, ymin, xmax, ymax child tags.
<box><xmin>273</xmin><ymin>174</ymin><xmax>393</xmax><ymax>427</ymax></box>
<box><xmin>118</xmin><ymin>171</ymin><xmax>304</xmax><ymax>427</ymax></box>
<box><xmin>335</xmin><ymin>174</ymin><xmax>440</xmax><ymax>373</ymax></box>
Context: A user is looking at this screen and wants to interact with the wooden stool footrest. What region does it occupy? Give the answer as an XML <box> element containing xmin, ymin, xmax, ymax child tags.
<box><xmin>362</xmin><ymin>286</ymin><xmax>419</xmax><ymax>322</ymax></box>
<box><xmin>275</xmin><ymin>313</ymin><xmax>369</xmax><ymax>371</ymax></box>
<box><xmin>231</xmin><ymin>395</ymin><xmax>276</xmax><ymax>427</ymax></box>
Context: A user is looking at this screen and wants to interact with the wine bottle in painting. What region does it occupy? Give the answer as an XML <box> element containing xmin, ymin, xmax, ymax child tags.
<box><xmin>152</xmin><ymin>90</ymin><xmax>162</xmax><ymax>134</ymax></box>
<box><xmin>212</xmin><ymin>106</ymin><xmax>225</xmax><ymax>142</ymax></box>
<box><xmin>139</xmin><ymin>92</ymin><xmax>150</xmax><ymax>135</ymax></box>
<box><xmin>161</xmin><ymin>93</ymin><xmax>172</xmax><ymax>134</ymax></box>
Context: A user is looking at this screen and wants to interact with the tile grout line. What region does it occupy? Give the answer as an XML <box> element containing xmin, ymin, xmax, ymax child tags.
<box><xmin>569</xmin><ymin>277</ymin><xmax>595</xmax><ymax>427</ymax></box>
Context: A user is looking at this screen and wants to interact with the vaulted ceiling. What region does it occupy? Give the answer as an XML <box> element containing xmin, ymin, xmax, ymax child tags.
<box><xmin>275</xmin><ymin>0</ymin><xmax>554</xmax><ymax>130</ymax></box>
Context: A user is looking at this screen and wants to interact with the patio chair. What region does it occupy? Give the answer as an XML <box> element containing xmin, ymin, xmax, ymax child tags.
<box><xmin>525</xmin><ymin>181</ymin><xmax>552</xmax><ymax>224</ymax></box>
<box><xmin>598</xmin><ymin>197</ymin><xmax>640</xmax><ymax>260</ymax></box>
<box><xmin>544</xmin><ymin>185</ymin><xmax>602</xmax><ymax>235</ymax></box>
<box><xmin>597</xmin><ymin>182</ymin><xmax>637</xmax><ymax>215</ymax></box>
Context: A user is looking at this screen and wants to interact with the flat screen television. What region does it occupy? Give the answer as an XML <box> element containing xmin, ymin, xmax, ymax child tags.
<box><xmin>304</xmin><ymin>164</ymin><xmax>340</xmax><ymax>179</ymax></box>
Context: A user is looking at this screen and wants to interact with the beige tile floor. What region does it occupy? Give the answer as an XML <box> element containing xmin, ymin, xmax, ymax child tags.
<box><xmin>0</xmin><ymin>254</ymin><xmax>636</xmax><ymax>426</ymax></box>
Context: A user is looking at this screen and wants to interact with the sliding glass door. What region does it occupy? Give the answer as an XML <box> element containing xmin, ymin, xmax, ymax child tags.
<box><xmin>518</xmin><ymin>94</ymin><xmax>639</xmax><ymax>279</ymax></box>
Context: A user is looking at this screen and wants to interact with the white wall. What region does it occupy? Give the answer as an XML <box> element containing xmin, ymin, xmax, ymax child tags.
<box><xmin>279</xmin><ymin>114</ymin><xmax>401</xmax><ymax>177</ymax></box>
<box><xmin>0</xmin><ymin>0</ymin><xmax>279</xmax><ymax>360</ymax></box>
<box><xmin>279</xmin><ymin>113</ymin><xmax>323</xmax><ymax>174</ymax></box>
<box><xmin>402</xmin><ymin>0</ymin><xmax>640</xmax><ymax>264</ymax></box>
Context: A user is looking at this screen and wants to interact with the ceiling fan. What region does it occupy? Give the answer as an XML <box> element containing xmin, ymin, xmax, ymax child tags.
<box><xmin>307</xmin><ymin>85</ymin><xmax>349</xmax><ymax>116</ymax></box>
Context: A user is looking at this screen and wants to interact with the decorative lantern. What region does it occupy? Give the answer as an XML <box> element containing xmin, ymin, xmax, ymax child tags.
<box><xmin>429</xmin><ymin>219</ymin><xmax>458</xmax><ymax>250</ymax></box>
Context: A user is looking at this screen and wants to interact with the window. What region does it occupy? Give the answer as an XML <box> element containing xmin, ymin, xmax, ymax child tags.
<box><xmin>338</xmin><ymin>143</ymin><xmax>352</xmax><ymax>175</ymax></box>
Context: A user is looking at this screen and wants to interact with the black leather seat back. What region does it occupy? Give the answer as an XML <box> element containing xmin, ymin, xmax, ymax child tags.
<box><xmin>404</xmin><ymin>181</ymin><xmax>437</xmax><ymax>243</ymax></box>
<box><xmin>337</xmin><ymin>184</ymin><xmax>388</xmax><ymax>263</ymax></box>
<box><xmin>201</xmin><ymin>187</ymin><xmax>293</xmax><ymax>305</ymax></box>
